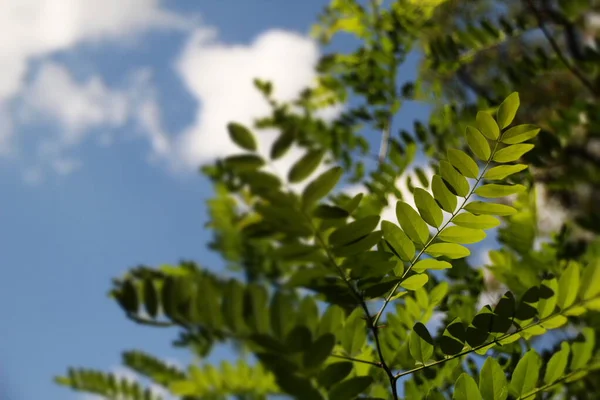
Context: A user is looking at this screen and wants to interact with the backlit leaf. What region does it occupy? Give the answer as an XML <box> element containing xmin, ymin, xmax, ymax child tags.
<box><xmin>396</xmin><ymin>201</ymin><xmax>429</xmax><ymax>245</ymax></box>
<box><xmin>454</xmin><ymin>373</ymin><xmax>482</xmax><ymax>400</ymax></box>
<box><xmin>509</xmin><ymin>350</ymin><xmax>540</xmax><ymax>398</ymax></box>
<box><xmin>412</xmin><ymin>258</ymin><xmax>451</xmax><ymax>273</ymax></box>
<box><xmin>466</xmin><ymin>126</ymin><xmax>491</xmax><ymax>161</ymax></box>
<box><xmin>439</xmin><ymin>226</ymin><xmax>486</xmax><ymax>244</ymax></box>
<box><xmin>501</xmin><ymin>124</ymin><xmax>540</xmax><ymax>144</ymax></box>
<box><xmin>302</xmin><ymin>166</ymin><xmax>343</xmax><ymax>208</ymax></box>
<box><xmin>227</xmin><ymin>122</ymin><xmax>257</xmax><ymax>151</ymax></box>
<box><xmin>464</xmin><ymin>201</ymin><xmax>517</xmax><ymax>216</ymax></box>
<box><xmin>496</xmin><ymin>92</ymin><xmax>519</xmax><ymax>129</ymax></box>
<box><xmin>571</xmin><ymin>328</ymin><xmax>595</xmax><ymax>370</ymax></box>
<box><xmin>475</xmin><ymin>111</ymin><xmax>500</xmax><ymax>140</ymax></box>
<box><xmin>432</xmin><ymin>175</ymin><xmax>457</xmax><ymax>212</ymax></box>
<box><xmin>288</xmin><ymin>149</ymin><xmax>325</xmax><ymax>183</ymax></box>
<box><xmin>479</xmin><ymin>357</ymin><xmax>508</xmax><ymax>400</ymax></box>
<box><xmin>538</xmin><ymin>279</ymin><xmax>558</xmax><ymax>318</ymax></box>
<box><xmin>475</xmin><ymin>184</ymin><xmax>526</xmax><ymax>198</ymax></box>
<box><xmin>409</xmin><ymin>322</ymin><xmax>434</xmax><ymax>364</ymax></box>
<box><xmin>414</xmin><ymin>188</ymin><xmax>443</xmax><ymax>227</ymax></box>
<box><xmin>557</xmin><ymin>261</ymin><xmax>579</xmax><ymax>310</ymax></box>
<box><xmin>581</xmin><ymin>259</ymin><xmax>600</xmax><ymax>300</ymax></box>
<box><xmin>440</xmin><ymin>160</ymin><xmax>470</xmax><ymax>197</ymax></box>
<box><xmin>401</xmin><ymin>274</ymin><xmax>429</xmax><ymax>290</ymax></box>
<box><xmin>425</xmin><ymin>243</ymin><xmax>470</xmax><ymax>259</ymax></box>
<box><xmin>484</xmin><ymin>164</ymin><xmax>528</xmax><ymax>180</ymax></box>
<box><xmin>544</xmin><ymin>341</ymin><xmax>569</xmax><ymax>384</ymax></box>
<box><xmin>382</xmin><ymin>221</ymin><xmax>415</xmax><ymax>262</ymax></box>
<box><xmin>452</xmin><ymin>213</ymin><xmax>500</xmax><ymax>229</ymax></box>
<box><xmin>493</xmin><ymin>144</ymin><xmax>534</xmax><ymax>163</ymax></box>
<box><xmin>448</xmin><ymin>149</ymin><xmax>479</xmax><ymax>179</ymax></box>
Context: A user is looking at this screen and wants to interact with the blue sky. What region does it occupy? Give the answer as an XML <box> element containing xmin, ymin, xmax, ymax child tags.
<box><xmin>0</xmin><ymin>2</ymin><xmax>492</xmax><ymax>399</ymax></box>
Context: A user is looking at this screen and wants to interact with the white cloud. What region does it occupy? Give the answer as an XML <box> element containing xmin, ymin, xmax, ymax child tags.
<box><xmin>172</xmin><ymin>28</ymin><xmax>325</xmax><ymax>174</ymax></box>
<box><xmin>0</xmin><ymin>0</ymin><xmax>191</xmax><ymax>101</ymax></box>
<box><xmin>22</xmin><ymin>62</ymin><xmax>129</xmax><ymax>141</ymax></box>
<box><xmin>0</xmin><ymin>0</ymin><xmax>193</xmax><ymax>157</ymax></box>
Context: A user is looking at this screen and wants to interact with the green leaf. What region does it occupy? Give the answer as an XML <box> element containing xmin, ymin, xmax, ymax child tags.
<box><xmin>270</xmin><ymin>291</ymin><xmax>294</xmax><ymax>339</ymax></box>
<box><xmin>581</xmin><ymin>260</ymin><xmax>600</xmax><ymax>300</ymax></box>
<box><xmin>227</xmin><ymin>122</ymin><xmax>257</xmax><ymax>151</ymax></box>
<box><xmin>271</xmin><ymin>130</ymin><xmax>294</xmax><ymax>160</ymax></box>
<box><xmin>538</xmin><ymin>279</ymin><xmax>558</xmax><ymax>318</ymax></box>
<box><xmin>544</xmin><ymin>341</ymin><xmax>570</xmax><ymax>384</ymax></box>
<box><xmin>571</xmin><ymin>327</ymin><xmax>595</xmax><ymax>370</ymax></box>
<box><xmin>496</xmin><ymin>92</ymin><xmax>519</xmax><ymax>129</ymax></box>
<box><xmin>432</xmin><ymin>175</ymin><xmax>457</xmax><ymax>212</ymax></box>
<box><xmin>343</xmin><ymin>193</ymin><xmax>363</xmax><ymax>213</ymax></box>
<box><xmin>401</xmin><ymin>274</ymin><xmax>429</xmax><ymax>290</ymax></box>
<box><xmin>430</xmin><ymin>281</ymin><xmax>449</xmax><ymax>305</ymax></box>
<box><xmin>475</xmin><ymin>111</ymin><xmax>500</xmax><ymax>140</ymax></box>
<box><xmin>119</xmin><ymin>280</ymin><xmax>139</xmax><ymax>313</ymax></box>
<box><xmin>425</xmin><ymin>243</ymin><xmax>470</xmax><ymax>259</ymax></box>
<box><xmin>382</xmin><ymin>221</ymin><xmax>415</xmax><ymax>262</ymax></box>
<box><xmin>143</xmin><ymin>279</ymin><xmax>158</xmax><ymax>318</ymax></box>
<box><xmin>313</xmin><ymin>205</ymin><xmax>349</xmax><ymax>219</ymax></box>
<box><xmin>409</xmin><ymin>322</ymin><xmax>434</xmax><ymax>364</ymax></box>
<box><xmin>464</xmin><ymin>201</ymin><xmax>517</xmax><ymax>216</ymax></box>
<box><xmin>452</xmin><ymin>213</ymin><xmax>500</xmax><ymax>229</ymax></box>
<box><xmin>414</xmin><ymin>188</ymin><xmax>444</xmax><ymax>227</ymax></box>
<box><xmin>493</xmin><ymin>144</ymin><xmax>534</xmax><ymax>163</ymax></box>
<box><xmin>304</xmin><ymin>333</ymin><xmax>335</xmax><ymax>370</ymax></box>
<box><xmin>222</xmin><ymin>279</ymin><xmax>245</xmax><ymax>333</ymax></box>
<box><xmin>479</xmin><ymin>357</ymin><xmax>508</xmax><ymax>400</ymax></box>
<box><xmin>288</xmin><ymin>149</ymin><xmax>325</xmax><ymax>183</ymax></box>
<box><xmin>440</xmin><ymin>318</ymin><xmax>466</xmax><ymax>356</ymax></box>
<box><xmin>412</xmin><ymin>258</ymin><xmax>451</xmax><ymax>273</ymax></box>
<box><xmin>501</xmin><ymin>124</ymin><xmax>540</xmax><ymax>144</ymax></box>
<box><xmin>439</xmin><ymin>226</ymin><xmax>486</xmax><ymax>244</ymax></box>
<box><xmin>454</xmin><ymin>373</ymin><xmax>482</xmax><ymax>400</ymax></box>
<box><xmin>332</xmin><ymin>231</ymin><xmax>382</xmax><ymax>257</ymax></box>
<box><xmin>396</xmin><ymin>201</ymin><xmax>430</xmax><ymax>245</ymax></box>
<box><xmin>475</xmin><ymin>184</ymin><xmax>526</xmax><ymax>198</ymax></box>
<box><xmin>302</xmin><ymin>166</ymin><xmax>343</xmax><ymax>208</ymax></box>
<box><xmin>484</xmin><ymin>164</ymin><xmax>528</xmax><ymax>180</ymax></box>
<box><xmin>224</xmin><ymin>154</ymin><xmax>265</xmax><ymax>170</ymax></box>
<box><xmin>245</xmin><ymin>284</ymin><xmax>269</xmax><ymax>333</ymax></box>
<box><xmin>328</xmin><ymin>376</ymin><xmax>373</xmax><ymax>399</ymax></box>
<box><xmin>509</xmin><ymin>350</ymin><xmax>541</xmax><ymax>398</ymax></box>
<box><xmin>317</xmin><ymin>362</ymin><xmax>353</xmax><ymax>389</ymax></box>
<box><xmin>466</xmin><ymin>126</ymin><xmax>491</xmax><ymax>161</ymax></box>
<box><xmin>440</xmin><ymin>160</ymin><xmax>470</xmax><ymax>197</ymax></box>
<box><xmin>448</xmin><ymin>149</ymin><xmax>479</xmax><ymax>179</ymax></box>
<box><xmin>557</xmin><ymin>261</ymin><xmax>580</xmax><ymax>310</ymax></box>
<box><xmin>329</xmin><ymin>215</ymin><xmax>380</xmax><ymax>247</ymax></box>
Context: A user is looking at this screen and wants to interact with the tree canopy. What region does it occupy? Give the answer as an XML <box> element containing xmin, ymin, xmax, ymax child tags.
<box><xmin>56</xmin><ymin>0</ymin><xmax>600</xmax><ymax>399</ymax></box>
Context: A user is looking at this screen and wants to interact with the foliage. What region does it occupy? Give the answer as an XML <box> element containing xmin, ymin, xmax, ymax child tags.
<box><xmin>56</xmin><ymin>0</ymin><xmax>600</xmax><ymax>399</ymax></box>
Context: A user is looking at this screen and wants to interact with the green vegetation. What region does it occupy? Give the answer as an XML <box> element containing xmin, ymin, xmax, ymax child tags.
<box><xmin>56</xmin><ymin>0</ymin><xmax>600</xmax><ymax>398</ymax></box>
